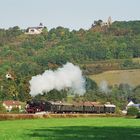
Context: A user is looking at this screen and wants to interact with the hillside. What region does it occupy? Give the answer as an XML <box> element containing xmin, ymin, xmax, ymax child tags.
<box><xmin>0</xmin><ymin>20</ymin><xmax>140</xmax><ymax>103</ymax></box>
<box><xmin>82</xmin><ymin>58</ymin><xmax>140</xmax><ymax>75</ymax></box>
<box><xmin>89</xmin><ymin>69</ymin><xmax>140</xmax><ymax>87</ymax></box>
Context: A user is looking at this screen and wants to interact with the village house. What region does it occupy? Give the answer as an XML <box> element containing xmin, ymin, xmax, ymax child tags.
<box><xmin>126</xmin><ymin>101</ymin><xmax>140</xmax><ymax>110</ymax></box>
<box><xmin>25</xmin><ymin>23</ymin><xmax>45</xmax><ymax>34</ymax></box>
<box><xmin>5</xmin><ymin>73</ymin><xmax>14</xmax><ymax>80</ymax></box>
<box><xmin>3</xmin><ymin>100</ymin><xmax>21</xmax><ymax>112</ymax></box>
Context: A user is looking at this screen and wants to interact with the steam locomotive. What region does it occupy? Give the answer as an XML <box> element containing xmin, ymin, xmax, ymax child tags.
<box><xmin>26</xmin><ymin>100</ymin><xmax>116</xmax><ymax>114</ymax></box>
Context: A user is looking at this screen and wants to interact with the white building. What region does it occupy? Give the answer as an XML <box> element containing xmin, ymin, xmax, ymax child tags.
<box><xmin>25</xmin><ymin>23</ymin><xmax>45</xmax><ymax>35</ymax></box>
<box><xmin>127</xmin><ymin>101</ymin><xmax>134</xmax><ymax>108</ymax></box>
<box><xmin>3</xmin><ymin>100</ymin><xmax>21</xmax><ymax>112</ymax></box>
<box><xmin>126</xmin><ymin>101</ymin><xmax>140</xmax><ymax>110</ymax></box>
<box><xmin>101</xmin><ymin>16</ymin><xmax>112</xmax><ymax>27</ymax></box>
<box><xmin>6</xmin><ymin>73</ymin><xmax>13</xmax><ymax>80</ymax></box>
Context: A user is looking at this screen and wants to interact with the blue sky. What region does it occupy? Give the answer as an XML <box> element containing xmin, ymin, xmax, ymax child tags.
<box><xmin>0</xmin><ymin>0</ymin><xmax>140</xmax><ymax>30</ymax></box>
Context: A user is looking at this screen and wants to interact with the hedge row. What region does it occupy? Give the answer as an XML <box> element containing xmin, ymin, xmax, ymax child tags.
<box><xmin>0</xmin><ymin>113</ymin><xmax>122</xmax><ymax>121</ymax></box>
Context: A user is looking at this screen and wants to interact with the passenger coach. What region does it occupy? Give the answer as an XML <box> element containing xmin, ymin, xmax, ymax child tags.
<box><xmin>26</xmin><ymin>100</ymin><xmax>116</xmax><ymax>114</ymax></box>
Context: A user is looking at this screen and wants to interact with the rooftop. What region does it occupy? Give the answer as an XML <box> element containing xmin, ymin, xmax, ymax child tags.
<box><xmin>3</xmin><ymin>100</ymin><xmax>21</xmax><ymax>106</ymax></box>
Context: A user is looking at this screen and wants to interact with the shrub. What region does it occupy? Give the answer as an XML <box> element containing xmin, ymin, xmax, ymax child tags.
<box><xmin>10</xmin><ymin>107</ymin><xmax>20</xmax><ymax>113</ymax></box>
<box><xmin>115</xmin><ymin>107</ymin><xmax>123</xmax><ymax>115</ymax></box>
<box><xmin>127</xmin><ymin>106</ymin><xmax>139</xmax><ymax>116</ymax></box>
<box><xmin>0</xmin><ymin>102</ymin><xmax>7</xmax><ymax>113</ymax></box>
<box><xmin>0</xmin><ymin>114</ymin><xmax>39</xmax><ymax>121</ymax></box>
<box><xmin>136</xmin><ymin>112</ymin><xmax>140</xmax><ymax>118</ymax></box>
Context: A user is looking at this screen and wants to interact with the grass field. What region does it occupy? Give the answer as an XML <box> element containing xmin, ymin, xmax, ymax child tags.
<box><xmin>0</xmin><ymin>117</ymin><xmax>140</xmax><ymax>140</ymax></box>
<box><xmin>89</xmin><ymin>69</ymin><xmax>140</xmax><ymax>86</ymax></box>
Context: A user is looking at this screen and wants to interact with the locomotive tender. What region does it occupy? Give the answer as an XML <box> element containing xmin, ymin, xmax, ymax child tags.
<box><xmin>26</xmin><ymin>100</ymin><xmax>116</xmax><ymax>114</ymax></box>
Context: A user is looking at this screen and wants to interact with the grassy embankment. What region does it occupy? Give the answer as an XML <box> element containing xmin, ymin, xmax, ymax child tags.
<box><xmin>0</xmin><ymin>117</ymin><xmax>140</xmax><ymax>140</ymax></box>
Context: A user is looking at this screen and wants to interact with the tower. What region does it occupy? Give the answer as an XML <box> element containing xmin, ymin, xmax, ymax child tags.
<box><xmin>107</xmin><ymin>16</ymin><xmax>112</xmax><ymax>26</ymax></box>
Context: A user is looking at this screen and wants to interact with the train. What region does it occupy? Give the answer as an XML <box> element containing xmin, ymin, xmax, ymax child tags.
<box><xmin>26</xmin><ymin>100</ymin><xmax>116</xmax><ymax>114</ymax></box>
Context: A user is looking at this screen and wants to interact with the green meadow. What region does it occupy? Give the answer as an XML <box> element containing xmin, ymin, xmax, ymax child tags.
<box><xmin>0</xmin><ymin>117</ymin><xmax>140</xmax><ymax>140</ymax></box>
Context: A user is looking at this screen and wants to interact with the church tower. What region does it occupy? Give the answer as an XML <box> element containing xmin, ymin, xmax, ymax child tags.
<box><xmin>107</xmin><ymin>16</ymin><xmax>112</xmax><ymax>26</ymax></box>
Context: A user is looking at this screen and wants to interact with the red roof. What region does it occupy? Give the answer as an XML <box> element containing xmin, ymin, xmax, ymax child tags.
<box><xmin>73</xmin><ymin>102</ymin><xmax>83</xmax><ymax>106</ymax></box>
<box><xmin>91</xmin><ymin>102</ymin><xmax>100</xmax><ymax>105</ymax></box>
<box><xmin>83</xmin><ymin>101</ymin><xmax>93</xmax><ymax>106</ymax></box>
<box><xmin>73</xmin><ymin>101</ymin><xmax>101</xmax><ymax>106</ymax></box>
<box><xmin>3</xmin><ymin>100</ymin><xmax>20</xmax><ymax>106</ymax></box>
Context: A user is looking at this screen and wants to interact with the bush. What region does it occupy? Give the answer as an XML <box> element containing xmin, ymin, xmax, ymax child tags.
<box><xmin>0</xmin><ymin>114</ymin><xmax>39</xmax><ymax>121</ymax></box>
<box><xmin>0</xmin><ymin>103</ymin><xmax>7</xmax><ymax>113</ymax></box>
<box><xmin>127</xmin><ymin>106</ymin><xmax>139</xmax><ymax>116</ymax></box>
<box><xmin>10</xmin><ymin>107</ymin><xmax>20</xmax><ymax>113</ymax></box>
<box><xmin>115</xmin><ymin>107</ymin><xmax>123</xmax><ymax>115</ymax></box>
<box><xmin>136</xmin><ymin>112</ymin><xmax>140</xmax><ymax>118</ymax></box>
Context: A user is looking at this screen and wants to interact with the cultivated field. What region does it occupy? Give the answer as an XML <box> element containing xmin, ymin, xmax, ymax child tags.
<box><xmin>0</xmin><ymin>117</ymin><xmax>140</xmax><ymax>140</ymax></box>
<box><xmin>90</xmin><ymin>69</ymin><xmax>140</xmax><ymax>86</ymax></box>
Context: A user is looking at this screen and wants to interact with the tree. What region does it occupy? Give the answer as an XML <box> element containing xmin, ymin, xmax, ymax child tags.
<box><xmin>7</xmin><ymin>85</ymin><xmax>19</xmax><ymax>100</ymax></box>
<box><xmin>0</xmin><ymin>102</ymin><xmax>6</xmax><ymax>113</ymax></box>
<box><xmin>36</xmin><ymin>89</ymin><xmax>67</xmax><ymax>101</ymax></box>
<box><xmin>127</xmin><ymin>106</ymin><xmax>139</xmax><ymax>116</ymax></box>
<box><xmin>94</xmin><ymin>20</ymin><xmax>103</xmax><ymax>26</ymax></box>
<box><xmin>11</xmin><ymin>107</ymin><xmax>20</xmax><ymax>113</ymax></box>
<box><xmin>132</xmin><ymin>86</ymin><xmax>140</xmax><ymax>103</ymax></box>
<box><xmin>85</xmin><ymin>77</ymin><xmax>98</xmax><ymax>91</ymax></box>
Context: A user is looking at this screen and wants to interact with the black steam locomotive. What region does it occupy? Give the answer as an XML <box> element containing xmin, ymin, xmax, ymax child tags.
<box><xmin>26</xmin><ymin>100</ymin><xmax>116</xmax><ymax>114</ymax></box>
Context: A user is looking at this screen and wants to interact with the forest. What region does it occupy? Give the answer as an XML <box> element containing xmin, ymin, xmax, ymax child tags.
<box><xmin>0</xmin><ymin>20</ymin><xmax>140</xmax><ymax>109</ymax></box>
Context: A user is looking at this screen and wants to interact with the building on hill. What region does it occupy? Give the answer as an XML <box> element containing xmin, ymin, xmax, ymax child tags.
<box><xmin>108</xmin><ymin>16</ymin><xmax>112</xmax><ymax>26</ymax></box>
<box><xmin>101</xmin><ymin>16</ymin><xmax>112</xmax><ymax>27</ymax></box>
<box><xmin>3</xmin><ymin>100</ymin><xmax>21</xmax><ymax>112</ymax></box>
<box><xmin>25</xmin><ymin>23</ymin><xmax>45</xmax><ymax>34</ymax></box>
<box><xmin>91</xmin><ymin>17</ymin><xmax>112</xmax><ymax>32</ymax></box>
<box><xmin>5</xmin><ymin>73</ymin><xmax>14</xmax><ymax>80</ymax></box>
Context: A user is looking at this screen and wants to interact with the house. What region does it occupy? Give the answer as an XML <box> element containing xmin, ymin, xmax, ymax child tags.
<box><xmin>5</xmin><ymin>73</ymin><xmax>14</xmax><ymax>80</ymax></box>
<box><xmin>126</xmin><ymin>101</ymin><xmax>134</xmax><ymax>108</ymax></box>
<box><xmin>126</xmin><ymin>101</ymin><xmax>140</xmax><ymax>110</ymax></box>
<box><xmin>3</xmin><ymin>100</ymin><xmax>21</xmax><ymax>112</ymax></box>
<box><xmin>25</xmin><ymin>23</ymin><xmax>45</xmax><ymax>35</ymax></box>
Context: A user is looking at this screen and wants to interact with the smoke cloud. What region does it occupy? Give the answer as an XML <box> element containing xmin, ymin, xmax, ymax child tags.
<box><xmin>99</xmin><ymin>80</ymin><xmax>110</xmax><ymax>93</ymax></box>
<box><xmin>29</xmin><ymin>62</ymin><xmax>85</xmax><ymax>96</ymax></box>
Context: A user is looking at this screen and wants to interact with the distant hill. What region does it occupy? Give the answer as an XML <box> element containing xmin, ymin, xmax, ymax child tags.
<box><xmin>0</xmin><ymin>20</ymin><xmax>140</xmax><ymax>101</ymax></box>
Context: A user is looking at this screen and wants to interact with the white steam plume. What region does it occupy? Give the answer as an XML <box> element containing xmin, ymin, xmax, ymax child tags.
<box><xmin>29</xmin><ymin>62</ymin><xmax>85</xmax><ymax>96</ymax></box>
<box><xmin>99</xmin><ymin>80</ymin><xmax>110</xmax><ymax>93</ymax></box>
